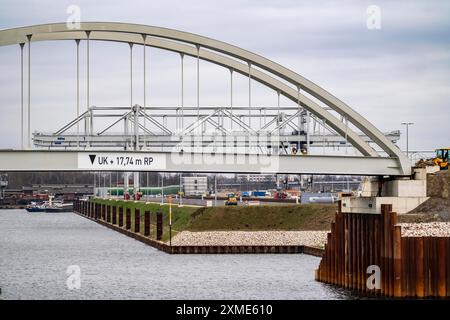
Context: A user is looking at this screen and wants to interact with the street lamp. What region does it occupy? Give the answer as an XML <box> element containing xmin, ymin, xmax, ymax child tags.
<box><xmin>401</xmin><ymin>122</ymin><xmax>414</xmax><ymax>159</ymax></box>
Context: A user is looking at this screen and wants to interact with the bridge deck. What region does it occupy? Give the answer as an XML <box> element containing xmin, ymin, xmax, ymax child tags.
<box><xmin>0</xmin><ymin>150</ymin><xmax>409</xmax><ymax>176</ymax></box>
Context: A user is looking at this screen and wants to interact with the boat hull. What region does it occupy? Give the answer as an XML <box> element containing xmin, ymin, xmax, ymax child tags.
<box><xmin>26</xmin><ymin>207</ymin><xmax>46</xmax><ymax>212</ymax></box>
<box><xmin>45</xmin><ymin>207</ymin><xmax>73</xmax><ymax>213</ymax></box>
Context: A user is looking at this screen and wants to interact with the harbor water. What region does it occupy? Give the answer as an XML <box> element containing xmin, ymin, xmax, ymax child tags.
<box><xmin>0</xmin><ymin>210</ymin><xmax>351</xmax><ymax>300</ymax></box>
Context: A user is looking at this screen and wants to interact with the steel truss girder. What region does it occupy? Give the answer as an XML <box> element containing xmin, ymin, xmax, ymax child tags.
<box><xmin>32</xmin><ymin>132</ymin><xmax>401</xmax><ymax>151</ymax></box>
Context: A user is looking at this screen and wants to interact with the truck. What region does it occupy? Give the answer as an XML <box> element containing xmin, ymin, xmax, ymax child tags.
<box><xmin>252</xmin><ymin>191</ymin><xmax>266</xmax><ymax>197</ymax></box>
<box><xmin>241</xmin><ymin>191</ymin><xmax>251</xmax><ymax>198</ymax></box>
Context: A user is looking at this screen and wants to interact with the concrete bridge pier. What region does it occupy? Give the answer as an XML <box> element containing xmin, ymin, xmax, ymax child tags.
<box><xmin>342</xmin><ymin>166</ymin><xmax>439</xmax><ymax>214</ymax></box>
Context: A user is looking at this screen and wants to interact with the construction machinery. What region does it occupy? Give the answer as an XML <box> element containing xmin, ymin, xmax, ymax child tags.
<box><xmin>274</xmin><ymin>190</ymin><xmax>287</xmax><ymax>200</ymax></box>
<box><xmin>225</xmin><ymin>193</ymin><xmax>238</xmax><ymax>206</ymax></box>
<box><xmin>433</xmin><ymin>148</ymin><xmax>449</xmax><ymax>170</ymax></box>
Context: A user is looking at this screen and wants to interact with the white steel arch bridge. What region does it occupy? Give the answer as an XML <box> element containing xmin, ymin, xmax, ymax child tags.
<box><xmin>0</xmin><ymin>22</ymin><xmax>410</xmax><ymax>176</ymax></box>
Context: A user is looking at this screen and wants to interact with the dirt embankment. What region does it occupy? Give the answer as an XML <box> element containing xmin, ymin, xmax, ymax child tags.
<box><xmin>407</xmin><ymin>169</ymin><xmax>450</xmax><ymax>222</ymax></box>
<box><xmin>187</xmin><ymin>204</ymin><xmax>336</xmax><ymax>231</ymax></box>
<box><xmin>427</xmin><ymin>169</ymin><xmax>450</xmax><ymax>198</ymax></box>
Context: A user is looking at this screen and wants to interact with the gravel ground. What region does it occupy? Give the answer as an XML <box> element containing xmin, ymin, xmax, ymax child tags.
<box><xmin>170</xmin><ymin>230</ymin><xmax>328</xmax><ymax>248</ymax></box>
<box><xmin>169</xmin><ymin>223</ymin><xmax>450</xmax><ymax>249</ymax></box>
<box><xmin>399</xmin><ymin>222</ymin><xmax>450</xmax><ymax>237</ymax></box>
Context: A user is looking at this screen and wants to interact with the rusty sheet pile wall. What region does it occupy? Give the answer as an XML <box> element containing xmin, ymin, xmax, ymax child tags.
<box><xmin>316</xmin><ymin>203</ymin><xmax>450</xmax><ymax>298</ymax></box>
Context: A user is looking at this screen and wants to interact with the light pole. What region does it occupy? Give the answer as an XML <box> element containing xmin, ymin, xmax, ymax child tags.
<box><xmin>401</xmin><ymin>122</ymin><xmax>414</xmax><ymax>159</ymax></box>
<box><xmin>169</xmin><ymin>194</ymin><xmax>172</xmax><ymax>248</ymax></box>
<box><xmin>214</xmin><ymin>175</ymin><xmax>217</xmax><ymax>207</ymax></box>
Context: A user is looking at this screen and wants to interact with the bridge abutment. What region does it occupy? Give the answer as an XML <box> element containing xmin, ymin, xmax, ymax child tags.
<box><xmin>342</xmin><ymin>166</ymin><xmax>439</xmax><ymax>214</ymax></box>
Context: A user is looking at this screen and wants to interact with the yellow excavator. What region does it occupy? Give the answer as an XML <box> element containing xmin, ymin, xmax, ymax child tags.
<box><xmin>225</xmin><ymin>193</ymin><xmax>238</xmax><ymax>206</ymax></box>
<box><xmin>433</xmin><ymin>148</ymin><xmax>449</xmax><ymax>170</ymax></box>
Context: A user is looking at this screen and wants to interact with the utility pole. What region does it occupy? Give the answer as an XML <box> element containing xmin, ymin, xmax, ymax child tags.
<box><xmin>161</xmin><ymin>173</ymin><xmax>164</xmax><ymax>205</ymax></box>
<box><xmin>214</xmin><ymin>175</ymin><xmax>217</xmax><ymax>206</ymax></box>
<box><xmin>179</xmin><ymin>173</ymin><xmax>183</xmax><ymax>207</ymax></box>
<box><xmin>169</xmin><ymin>194</ymin><xmax>172</xmax><ymax>247</ymax></box>
<box><xmin>401</xmin><ymin>122</ymin><xmax>414</xmax><ymax>159</ymax></box>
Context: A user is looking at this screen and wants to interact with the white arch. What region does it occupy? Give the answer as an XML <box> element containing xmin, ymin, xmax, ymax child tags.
<box><xmin>0</xmin><ymin>22</ymin><xmax>410</xmax><ymax>174</ymax></box>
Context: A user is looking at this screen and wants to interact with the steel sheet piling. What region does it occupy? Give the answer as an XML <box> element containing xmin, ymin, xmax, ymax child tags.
<box><xmin>415</xmin><ymin>237</ymin><xmax>424</xmax><ymax>298</ymax></box>
<box><xmin>423</xmin><ymin>237</ymin><xmax>430</xmax><ymax>297</ymax></box>
<box><xmin>144</xmin><ymin>211</ymin><xmax>150</xmax><ymax>236</ymax></box>
<box><xmin>135</xmin><ymin>208</ymin><xmax>140</xmax><ymax>233</ymax></box>
<box><xmin>446</xmin><ymin>238</ymin><xmax>450</xmax><ymax>296</ymax></box>
<box><xmin>126</xmin><ymin>208</ymin><xmax>131</xmax><ymax>230</ymax></box>
<box><xmin>331</xmin><ymin>222</ymin><xmax>335</xmax><ymax>284</ymax></box>
<box><xmin>156</xmin><ymin>211</ymin><xmax>163</xmax><ymax>241</ymax></box>
<box><xmin>119</xmin><ymin>206</ymin><xmax>123</xmax><ymax>227</ymax></box>
<box><xmin>430</xmin><ymin>237</ymin><xmax>438</xmax><ymax>297</ymax></box>
<box><xmin>112</xmin><ymin>206</ymin><xmax>117</xmax><ymax>225</ymax></box>
<box><xmin>352</xmin><ymin>213</ymin><xmax>356</xmax><ymax>290</ymax></box>
<box><xmin>357</xmin><ymin>213</ymin><xmax>362</xmax><ymax>291</ymax></box>
<box><xmin>346</xmin><ymin>214</ymin><xmax>350</xmax><ymax>287</ymax></box>
<box><xmin>393</xmin><ymin>225</ymin><xmax>402</xmax><ymax>297</ymax></box>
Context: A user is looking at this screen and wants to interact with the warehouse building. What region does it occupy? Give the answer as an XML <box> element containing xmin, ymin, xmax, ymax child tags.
<box><xmin>182</xmin><ymin>176</ymin><xmax>208</xmax><ymax>196</ymax></box>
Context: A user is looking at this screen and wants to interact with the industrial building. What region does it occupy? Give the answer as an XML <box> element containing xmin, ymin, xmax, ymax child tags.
<box><xmin>182</xmin><ymin>176</ymin><xmax>208</xmax><ymax>196</ymax></box>
<box><xmin>0</xmin><ymin>174</ymin><xmax>7</xmax><ymax>199</ymax></box>
<box><xmin>236</xmin><ymin>174</ymin><xmax>276</xmax><ymax>183</ymax></box>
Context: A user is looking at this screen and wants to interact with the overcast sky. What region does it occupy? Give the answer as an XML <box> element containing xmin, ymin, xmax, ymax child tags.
<box><xmin>0</xmin><ymin>0</ymin><xmax>449</xmax><ymax>154</ymax></box>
